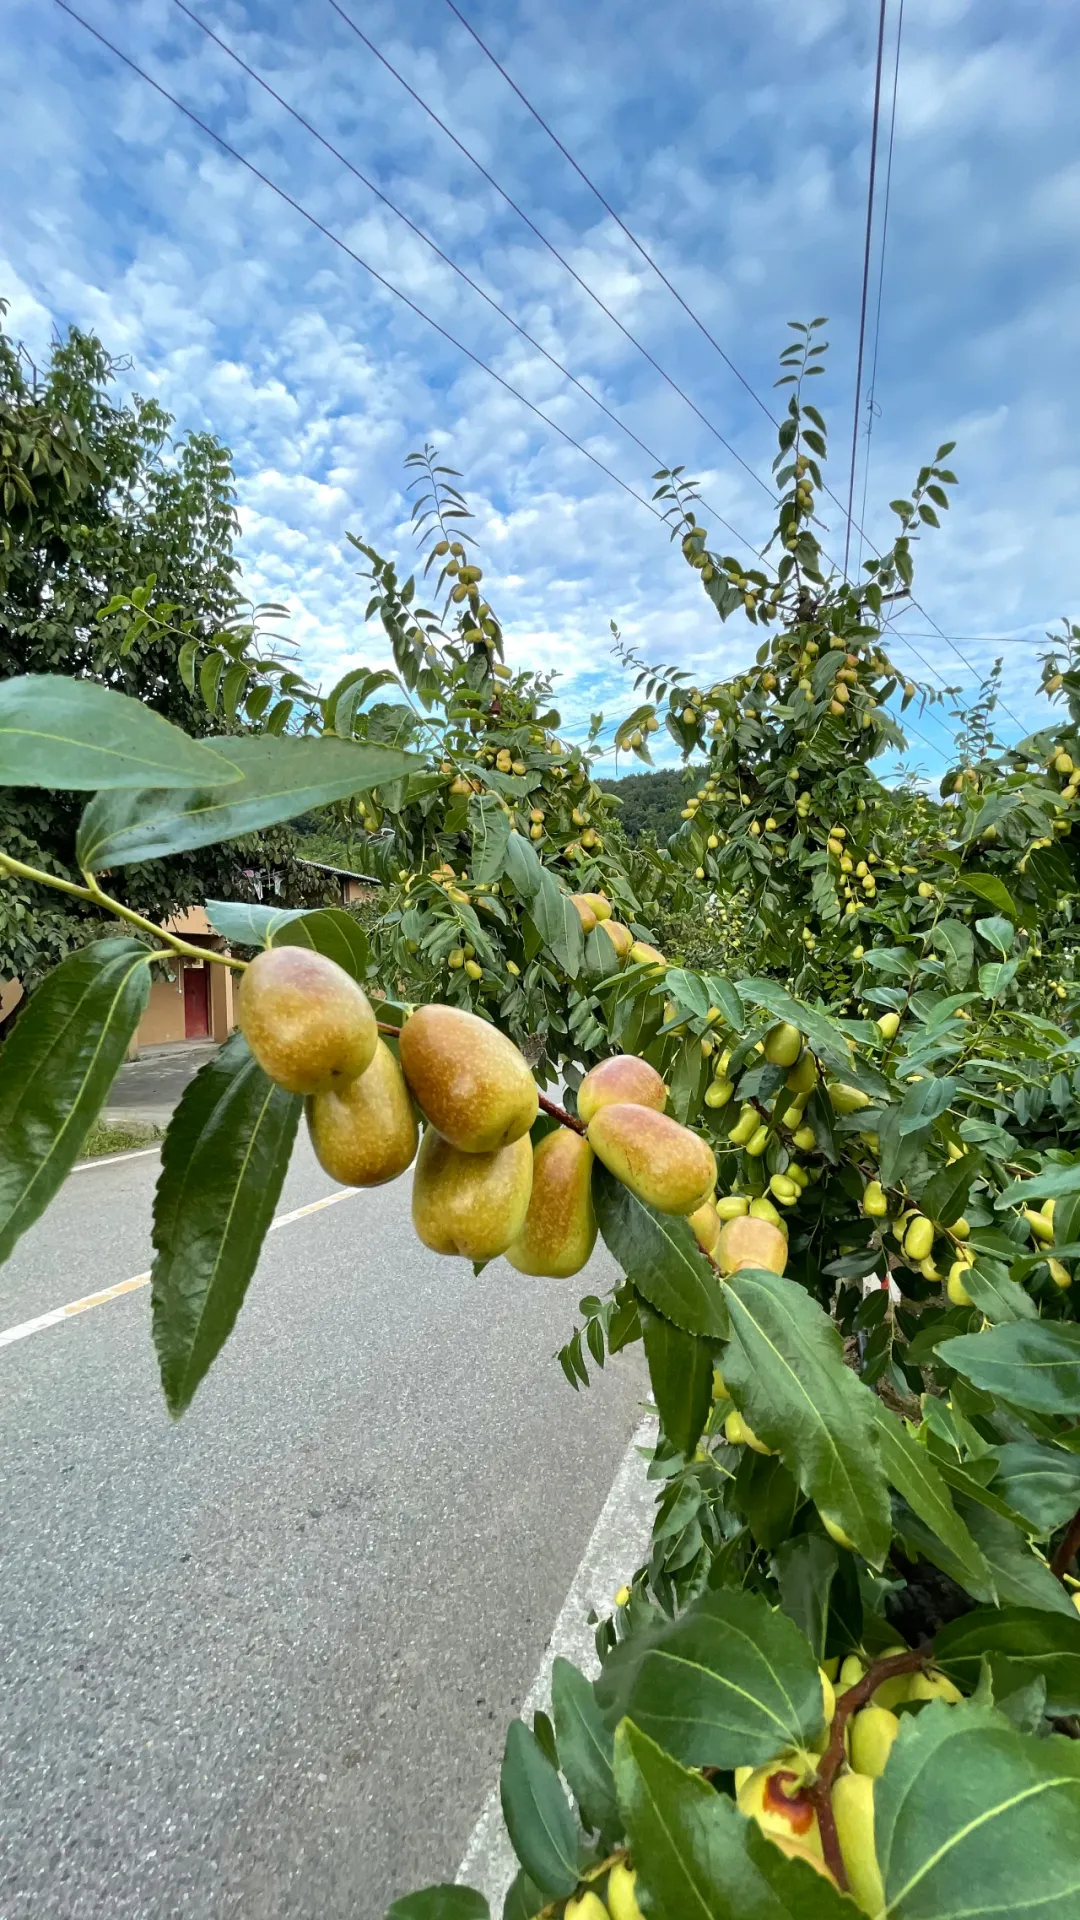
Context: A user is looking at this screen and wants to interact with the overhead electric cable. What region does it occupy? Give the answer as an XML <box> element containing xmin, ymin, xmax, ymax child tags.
<box><xmin>844</xmin><ymin>0</ymin><xmax>889</xmax><ymax>581</ymax></box>
<box><xmin>434</xmin><ymin>0</ymin><xmax>1014</xmax><ymax>719</ymax></box>
<box><xmin>856</xmin><ymin>0</ymin><xmax>904</xmax><ymax>576</ymax></box>
<box><xmin>168</xmin><ymin>0</ymin><xmax>755</xmax><ymax>554</ymax></box>
<box><xmin>323</xmin><ymin>0</ymin><xmax>776</xmax><ymax>504</ymax></box>
<box><xmin>54</xmin><ymin>1</ymin><xmax>678</xmax><ymax>532</ymax></box>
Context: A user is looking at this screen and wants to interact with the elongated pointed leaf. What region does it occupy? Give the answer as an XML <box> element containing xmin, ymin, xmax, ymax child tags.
<box><xmin>0</xmin><ymin>938</ymin><xmax>153</xmax><ymax>1266</ymax></box>
<box><xmin>873</xmin><ymin>1406</ymin><xmax>994</xmax><ymax>1597</ymax></box>
<box><xmin>151</xmin><ymin>1032</ymin><xmax>301</xmax><ymax>1414</ymax></box>
<box><xmin>593</xmin><ymin>1165</ymin><xmax>728</xmax><ymax>1338</ymax></box>
<box><xmin>641</xmin><ymin>1306</ymin><xmax>715</xmax><ymax>1455</ymax></box>
<box><xmin>773</xmin><ymin>1535</ymin><xmax>838</xmax><ymax>1662</ymax></box>
<box><xmin>526</xmin><ymin>869</ymin><xmax>584</xmax><ymax>978</ymax></box>
<box><xmin>386</xmin><ymin>1892</ymin><xmax>488</xmax><ymax>1920</ymax></box>
<box><xmin>469</xmin><ymin>794</ymin><xmax>512</xmax><ymax>885</ymax></box>
<box><xmin>499</xmin><ymin>1721</ymin><xmax>578</xmax><ymax>1899</ymax></box>
<box><xmin>722</xmin><ymin>1268</ymin><xmax>892</xmax><ymax>1565</ymax></box>
<box><xmin>934</xmin><ymin>1607</ymin><xmax>1080</xmax><ymax>1714</ymax></box>
<box><xmin>597</xmin><ymin>1588</ymin><xmax>823</xmax><ymax>1769</ymax></box>
<box><xmin>550</xmin><ymin>1658</ymin><xmax>619</xmax><ymax>1841</ymax></box>
<box><xmin>0</xmin><ymin>674</ymin><xmax>241</xmax><ymax>789</ymax></box>
<box><xmin>940</xmin><ymin>1321</ymin><xmax>1080</xmax><ymax>1415</ymax></box>
<box><xmin>203</xmin><ymin>899</ymin><xmax>310</xmax><ymax>946</ymax></box>
<box><xmin>990</xmin><ymin>1442</ymin><xmax>1080</xmax><ymax>1535</ymax></box>
<box><xmin>271</xmin><ymin>907</ymin><xmax>370</xmax><ymax>981</ymax></box>
<box><xmin>77</xmin><ymin>735</ymin><xmax>421</xmax><ymax>870</ymax></box>
<box><xmin>613</xmin><ymin>1721</ymin><xmax>850</xmax><ymax>1920</ymax></box>
<box><xmin>875</xmin><ymin>1700</ymin><xmax>1080</xmax><ymax>1917</ymax></box>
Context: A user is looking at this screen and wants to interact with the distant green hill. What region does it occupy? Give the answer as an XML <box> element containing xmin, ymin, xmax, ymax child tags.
<box><xmin>598</xmin><ymin>765</ymin><xmax>706</xmax><ymax>843</ymax></box>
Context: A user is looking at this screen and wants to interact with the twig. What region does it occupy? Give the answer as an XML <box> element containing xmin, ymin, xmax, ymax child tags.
<box><xmin>0</xmin><ymin>850</ymin><xmax>245</xmax><ymax>971</ymax></box>
<box><xmin>807</xmin><ymin>1647</ymin><xmax>928</xmax><ymax>1886</ymax></box>
<box><xmin>538</xmin><ymin>1091</ymin><xmax>588</xmax><ymax>1135</ymax></box>
<box><xmin>1052</xmin><ymin>1505</ymin><xmax>1080</xmax><ymax>1583</ymax></box>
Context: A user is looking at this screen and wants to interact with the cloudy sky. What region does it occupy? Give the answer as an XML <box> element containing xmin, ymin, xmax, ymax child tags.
<box><xmin>3</xmin><ymin>0</ymin><xmax>1076</xmax><ymax>777</ymax></box>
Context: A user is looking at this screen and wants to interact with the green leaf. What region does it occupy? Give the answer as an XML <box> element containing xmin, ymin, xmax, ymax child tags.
<box><xmin>873</xmin><ymin>1407</ymin><xmax>993</xmax><ymax>1597</ymax></box>
<box><xmin>875</xmin><ymin>1700</ymin><xmax>1080</xmax><ymax>1916</ymax></box>
<box><xmin>898</xmin><ymin>1073</ymin><xmax>957</xmax><ymax>1135</ymax></box>
<box><xmin>736</xmin><ymin>1450</ymin><xmax>802</xmax><ymax>1551</ymax></box>
<box><xmin>151</xmin><ymin>1032</ymin><xmax>301</xmax><ymax>1415</ymax></box>
<box><xmin>503</xmin><ymin>831</ymin><xmax>544</xmax><ymax>899</ymax></box>
<box><xmin>386</xmin><ymin>1891</ymin><xmax>488</xmax><ymax>1920</ymax></box>
<box><xmin>935</xmin><ymin>1608</ymin><xmax>1080</xmax><ymax>1714</ymax></box>
<box><xmin>0</xmin><ymin>938</ymin><xmax>153</xmax><ymax>1267</ymax></box>
<box><xmin>527</xmin><ymin>869</ymin><xmax>585</xmax><ymax>978</ymax></box>
<box><xmin>976</xmin><ymin>914</ymin><xmax>1015</xmax><ymax>955</ymax></box>
<box><xmin>990</xmin><ymin>1442</ymin><xmax>1080</xmax><ymax>1535</ymax></box>
<box><xmin>931</xmin><ymin>919</ymin><xmax>975</xmax><ymax>989</ymax></box>
<box><xmin>956</xmin><ymin>1500</ymin><xmax>1076</xmax><ymax>1615</ymax></box>
<box><xmin>613</xmin><ymin>1721</ymin><xmax>850</xmax><ymax>1920</ymax></box>
<box><xmin>550</xmin><ymin>1658</ymin><xmax>619</xmax><ymax>1841</ymax></box>
<box><xmin>499</xmin><ymin>1721</ymin><xmax>579</xmax><ymax>1899</ymax></box>
<box><xmin>917</xmin><ymin>1151</ymin><xmax>980</xmax><ymax>1227</ymax></box>
<box><xmin>734</xmin><ymin>979</ymin><xmax>859</xmax><ymax>1078</ymax></box>
<box><xmin>722</xmin><ymin>1269</ymin><xmax>892</xmax><ymax>1565</ymax></box>
<box><xmin>203</xmin><ymin>899</ymin><xmax>310</xmax><ymax>947</ymax></box>
<box><xmin>469</xmin><ymin>794</ymin><xmax>512</xmax><ymax>885</ymax></box>
<box><xmin>941</xmin><ymin>1321</ymin><xmax>1080</xmax><ymax>1415</ymax></box>
<box><xmin>959</xmin><ymin>870</ymin><xmax>1020</xmax><ymax>921</ymax></box>
<box><xmin>996</xmin><ymin>1165</ymin><xmax>1080</xmax><ymax>1208</ymax></box>
<box><xmin>0</xmin><ymin>673</ymin><xmax>241</xmax><ymax>790</ymax></box>
<box><xmin>600</xmin><ymin>1588</ymin><xmax>823</xmax><ymax>1769</ymax></box>
<box><xmin>641</xmin><ymin>1306</ymin><xmax>714</xmax><ymax>1454</ymax></box>
<box><xmin>963</xmin><ymin>1257</ymin><xmax>1039</xmax><ymax>1323</ymax></box>
<box><xmin>501</xmin><ymin>1871</ymin><xmax>544</xmax><ymax>1920</ymax></box>
<box><xmin>271</xmin><ymin>907</ymin><xmax>370</xmax><ymax>981</ymax></box>
<box><xmin>773</xmin><ymin>1535</ymin><xmax>838</xmax><ymax>1661</ymax></box>
<box><xmin>76</xmin><ymin>735</ymin><xmax>421</xmax><ymax>870</ymax></box>
<box><xmin>593</xmin><ymin>1165</ymin><xmax>728</xmax><ymax>1338</ymax></box>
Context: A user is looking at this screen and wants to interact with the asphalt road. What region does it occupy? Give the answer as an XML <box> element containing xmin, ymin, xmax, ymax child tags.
<box><xmin>0</xmin><ymin>1122</ymin><xmax>646</xmax><ymax>1919</ymax></box>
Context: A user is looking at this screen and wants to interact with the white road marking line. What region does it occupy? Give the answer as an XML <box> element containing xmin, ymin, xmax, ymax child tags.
<box><xmin>71</xmin><ymin>1146</ymin><xmax>162</xmax><ymax>1172</ymax></box>
<box><xmin>0</xmin><ymin>1187</ymin><xmax>360</xmax><ymax>1352</ymax></box>
<box><xmin>454</xmin><ymin>1415</ymin><xmax>658</xmax><ymax>1909</ymax></box>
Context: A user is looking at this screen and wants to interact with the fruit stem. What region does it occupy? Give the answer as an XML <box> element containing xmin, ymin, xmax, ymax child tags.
<box><xmin>538</xmin><ymin>1091</ymin><xmax>588</xmax><ymax>1135</ymax></box>
<box><xmin>807</xmin><ymin>1645</ymin><xmax>929</xmax><ymax>1888</ymax></box>
<box><xmin>1051</xmin><ymin>1503</ymin><xmax>1080</xmax><ymax>1583</ymax></box>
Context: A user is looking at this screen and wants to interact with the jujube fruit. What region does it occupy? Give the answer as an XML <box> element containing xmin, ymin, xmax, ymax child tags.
<box><xmin>505</xmin><ymin>1129</ymin><xmax>597</xmax><ymax>1278</ymax></box>
<box><xmin>716</xmin><ymin>1215</ymin><xmax>788</xmax><ymax>1276</ymax></box>
<box><xmin>398</xmin><ymin>1003</ymin><xmax>538</xmax><ymax>1152</ymax></box>
<box><xmin>577</xmin><ymin>1055</ymin><xmax>667</xmax><ymax>1125</ymax></box>
<box><xmin>411</xmin><ymin>1129</ymin><xmax>533</xmax><ymax>1260</ymax></box>
<box><xmin>307</xmin><ymin>1038</ymin><xmax>417</xmax><ymax>1186</ymax></box>
<box><xmin>238</xmin><ymin>946</ymin><xmax>377</xmax><ymax>1095</ymax></box>
<box><xmin>587</xmin><ymin>1104</ymin><xmax>716</xmax><ymax>1215</ymax></box>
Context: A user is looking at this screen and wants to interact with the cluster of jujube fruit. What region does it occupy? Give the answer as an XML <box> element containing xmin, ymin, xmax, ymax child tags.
<box><xmin>235</xmin><ymin>909</ymin><xmax>786</xmax><ymax>1283</ymax></box>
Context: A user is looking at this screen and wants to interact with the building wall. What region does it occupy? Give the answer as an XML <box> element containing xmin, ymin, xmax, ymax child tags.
<box><xmin>0</xmin><ymin>978</ymin><xmax>24</xmax><ymax>1023</ymax></box>
<box><xmin>132</xmin><ymin>964</ymin><xmax>187</xmax><ymax>1052</ymax></box>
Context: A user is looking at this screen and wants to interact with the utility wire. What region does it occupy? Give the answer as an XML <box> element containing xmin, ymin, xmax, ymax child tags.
<box><xmin>168</xmin><ymin>0</ymin><xmax>756</xmax><ymax>554</ymax></box>
<box><xmin>323</xmin><ymin>0</ymin><xmax>776</xmax><ymax>505</ymax></box>
<box><xmin>55</xmin><ymin>0</ymin><xmax>676</xmax><ymax>531</ymax></box>
<box><xmin>844</xmin><ymin>0</ymin><xmax>888</xmax><ymax>580</ymax></box>
<box><xmin>443</xmin><ymin>0</ymin><xmax>776</xmax><ymax>430</ymax></box>
<box><xmin>440</xmin><ymin>0</ymin><xmax>1023</xmax><ymax>722</ymax></box>
<box><xmin>856</xmin><ymin>0</ymin><xmax>904</xmax><ymax>577</ymax></box>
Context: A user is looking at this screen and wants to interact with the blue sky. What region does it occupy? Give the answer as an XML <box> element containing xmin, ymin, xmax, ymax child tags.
<box><xmin>3</xmin><ymin>0</ymin><xmax>1077</xmax><ymax>778</ymax></box>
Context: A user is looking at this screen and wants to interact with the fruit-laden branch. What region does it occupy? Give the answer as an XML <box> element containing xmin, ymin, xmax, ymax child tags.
<box><xmin>537</xmin><ymin>1092</ymin><xmax>588</xmax><ymax>1135</ymax></box>
<box><xmin>807</xmin><ymin>1646</ymin><xmax>928</xmax><ymax>1887</ymax></box>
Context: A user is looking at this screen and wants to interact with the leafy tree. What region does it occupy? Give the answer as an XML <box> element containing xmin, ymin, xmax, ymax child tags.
<box><xmin>0</xmin><ymin>302</ymin><xmax>328</xmax><ymax>988</ymax></box>
<box><xmin>4</xmin><ymin>331</ymin><xmax>1080</xmax><ymax>1915</ymax></box>
<box><xmin>597</xmin><ymin>767</ymin><xmax>704</xmax><ymax>844</ymax></box>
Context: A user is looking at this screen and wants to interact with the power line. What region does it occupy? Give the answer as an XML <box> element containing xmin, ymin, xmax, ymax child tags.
<box><xmin>443</xmin><ymin>0</ymin><xmax>776</xmax><ymax>430</ymax></box>
<box><xmin>54</xmin><ymin>1</ymin><xmax>677</xmax><ymax>532</ymax></box>
<box><xmin>438</xmin><ymin>1</ymin><xmax>1022</xmax><ymax>722</ymax></box>
<box><xmin>844</xmin><ymin>0</ymin><xmax>889</xmax><ymax>581</ymax></box>
<box><xmin>168</xmin><ymin>0</ymin><xmax>757</xmax><ymax>555</ymax></box>
<box><xmin>323</xmin><ymin>0</ymin><xmax>777</xmax><ymax>506</ymax></box>
<box><xmin>856</xmin><ymin>0</ymin><xmax>904</xmax><ymax>577</ymax></box>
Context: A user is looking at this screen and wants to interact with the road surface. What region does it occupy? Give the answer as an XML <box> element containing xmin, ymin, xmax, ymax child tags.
<box><xmin>0</xmin><ymin>1118</ymin><xmax>646</xmax><ymax>1919</ymax></box>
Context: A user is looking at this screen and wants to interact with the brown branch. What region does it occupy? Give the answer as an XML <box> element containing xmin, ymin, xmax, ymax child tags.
<box><xmin>807</xmin><ymin>1647</ymin><xmax>929</xmax><ymax>1887</ymax></box>
<box><xmin>538</xmin><ymin>1091</ymin><xmax>588</xmax><ymax>1134</ymax></box>
<box><xmin>1052</xmin><ymin>1504</ymin><xmax>1080</xmax><ymax>1584</ymax></box>
<box><xmin>376</xmin><ymin>1019</ymin><xmax>403</xmax><ymax>1036</ymax></box>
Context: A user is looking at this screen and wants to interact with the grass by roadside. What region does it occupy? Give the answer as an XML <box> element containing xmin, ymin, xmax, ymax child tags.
<box><xmin>79</xmin><ymin>1119</ymin><xmax>163</xmax><ymax>1158</ymax></box>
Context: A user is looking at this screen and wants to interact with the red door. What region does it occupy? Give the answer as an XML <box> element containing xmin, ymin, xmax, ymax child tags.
<box><xmin>183</xmin><ymin>961</ymin><xmax>210</xmax><ymax>1039</ymax></box>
